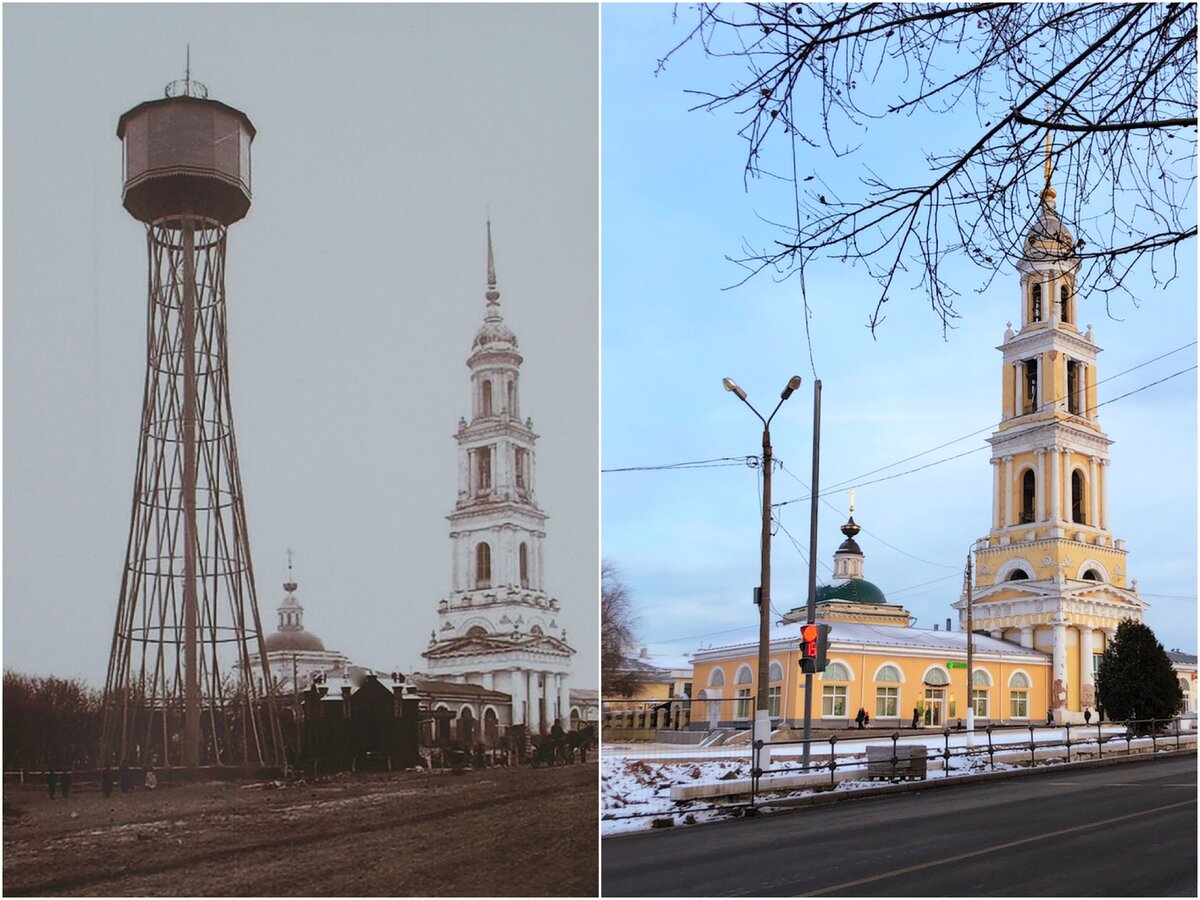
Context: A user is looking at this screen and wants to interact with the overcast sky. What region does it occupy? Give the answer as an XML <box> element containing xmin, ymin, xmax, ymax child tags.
<box><xmin>601</xmin><ymin>5</ymin><xmax>1197</xmax><ymax>665</ymax></box>
<box><xmin>3</xmin><ymin>4</ymin><xmax>599</xmax><ymax>686</ymax></box>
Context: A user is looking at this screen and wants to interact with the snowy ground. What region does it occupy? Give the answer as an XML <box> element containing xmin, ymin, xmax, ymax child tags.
<box><xmin>600</xmin><ymin>726</ymin><xmax>1188</xmax><ymax>837</ymax></box>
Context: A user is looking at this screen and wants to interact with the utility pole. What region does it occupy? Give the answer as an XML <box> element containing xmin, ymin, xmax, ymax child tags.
<box><xmin>802</xmin><ymin>379</ymin><xmax>822</xmax><ymax>770</ymax></box>
<box><xmin>965</xmin><ymin>546</ymin><xmax>975</xmax><ymax>735</ymax></box>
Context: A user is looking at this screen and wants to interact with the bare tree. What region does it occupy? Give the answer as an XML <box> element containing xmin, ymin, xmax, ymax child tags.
<box><xmin>601</xmin><ymin>561</ymin><xmax>643</xmax><ymax>697</ymax></box>
<box><xmin>662</xmin><ymin>3</ymin><xmax>1196</xmax><ymax>336</ymax></box>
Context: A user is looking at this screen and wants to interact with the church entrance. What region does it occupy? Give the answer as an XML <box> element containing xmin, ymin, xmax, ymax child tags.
<box><xmin>924</xmin><ymin>688</ymin><xmax>945</xmax><ymax>726</ymax></box>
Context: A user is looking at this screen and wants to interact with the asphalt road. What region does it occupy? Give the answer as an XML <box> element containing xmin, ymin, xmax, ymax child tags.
<box><xmin>602</xmin><ymin>755</ymin><xmax>1197</xmax><ymax>897</ymax></box>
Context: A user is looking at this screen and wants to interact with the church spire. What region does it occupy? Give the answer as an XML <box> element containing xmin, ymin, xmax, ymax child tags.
<box><xmin>486</xmin><ymin>217</ymin><xmax>500</xmax><ymax>306</ymax></box>
<box><xmin>1041</xmin><ymin>102</ymin><xmax>1057</xmax><ymax>206</ymax></box>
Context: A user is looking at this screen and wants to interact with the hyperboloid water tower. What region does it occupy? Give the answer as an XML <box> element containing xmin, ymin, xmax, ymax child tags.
<box><xmin>100</xmin><ymin>72</ymin><xmax>283</xmax><ymax>769</ymax></box>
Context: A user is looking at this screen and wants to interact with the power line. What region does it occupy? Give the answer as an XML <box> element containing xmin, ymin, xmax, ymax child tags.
<box><xmin>602</xmin><ymin>456</ymin><xmax>753</xmax><ymax>473</ymax></box>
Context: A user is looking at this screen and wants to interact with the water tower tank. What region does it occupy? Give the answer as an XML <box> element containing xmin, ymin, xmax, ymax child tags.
<box><xmin>116</xmin><ymin>95</ymin><xmax>255</xmax><ymax>225</ymax></box>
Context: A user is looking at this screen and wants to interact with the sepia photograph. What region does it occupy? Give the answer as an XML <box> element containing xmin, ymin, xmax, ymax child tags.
<box><xmin>3</xmin><ymin>4</ymin><xmax>598</xmax><ymax>895</ymax></box>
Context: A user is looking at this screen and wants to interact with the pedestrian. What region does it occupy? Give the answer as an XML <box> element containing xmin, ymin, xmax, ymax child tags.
<box><xmin>1084</xmin><ymin>707</ymin><xmax>1092</xmax><ymax>725</ymax></box>
<box><xmin>911</xmin><ymin>707</ymin><xmax>920</xmax><ymax>729</ymax></box>
<box><xmin>47</xmin><ymin>769</ymin><xmax>58</xmax><ymax>800</ymax></box>
<box><xmin>1047</xmin><ymin>707</ymin><xmax>1054</xmax><ymax>726</ymax></box>
<box><xmin>863</xmin><ymin>711</ymin><xmax>870</xmax><ymax>728</ymax></box>
<box><xmin>855</xmin><ymin>707</ymin><xmax>866</xmax><ymax>730</ymax></box>
<box><xmin>144</xmin><ymin>763</ymin><xmax>157</xmax><ymax>790</ymax></box>
<box><xmin>101</xmin><ymin>766</ymin><xmax>114</xmax><ymax>798</ymax></box>
<box><xmin>60</xmin><ymin>768</ymin><xmax>72</xmax><ymax>798</ymax></box>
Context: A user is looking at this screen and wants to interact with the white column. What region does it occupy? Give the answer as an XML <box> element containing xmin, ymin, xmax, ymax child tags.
<box><xmin>526</xmin><ymin>670</ymin><xmax>538</xmax><ymax>732</ymax></box>
<box><xmin>1035</xmin><ymin>448</ymin><xmax>1047</xmax><ymax>522</ymax></box>
<box><xmin>1049</xmin><ymin>446</ymin><xmax>1061</xmax><ymax>521</ymax></box>
<box><xmin>557</xmin><ymin>673</ymin><xmax>569</xmax><ymax>728</ymax></box>
<box><xmin>992</xmin><ymin>460</ymin><xmax>1002</xmax><ymax>530</ymax></box>
<box><xmin>511</xmin><ymin>669</ymin><xmax>527</xmax><ymax>726</ymax></box>
<box><xmin>1052</xmin><ymin>619</ymin><xmax>1068</xmax><ymax>715</ymax></box>
<box><xmin>1003</xmin><ymin>455</ymin><xmax>1014</xmax><ymax>526</ymax></box>
<box><xmin>1088</xmin><ymin>456</ymin><xmax>1099</xmax><ymax>528</ymax></box>
<box><xmin>1020</xmin><ymin>626</ymin><xmax>1034</xmax><ymax>649</ymax></box>
<box><xmin>1062</xmin><ymin>447</ymin><xmax>1072</xmax><ymax>522</ymax></box>
<box><xmin>1080</xmin><ymin>627</ymin><xmax>1096</xmax><ymax>708</ymax></box>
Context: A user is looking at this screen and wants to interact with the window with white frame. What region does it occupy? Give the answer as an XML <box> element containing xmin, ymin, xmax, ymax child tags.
<box><xmin>768</xmin><ymin>686</ymin><xmax>781</xmax><ymax>717</ymax></box>
<box><xmin>1009</xmin><ymin>671</ymin><xmax>1030</xmax><ymax>718</ymax></box>
<box><xmin>876</xmin><ymin>686</ymin><xmax>899</xmax><ymax>717</ymax></box>
<box><xmin>735</xmin><ymin>687</ymin><xmax>751</xmax><ymax>719</ymax></box>
<box><xmin>769</xmin><ymin>661</ymin><xmax>784</xmax><ymax>682</ymax></box>
<box><xmin>971</xmin><ymin>670</ymin><xmax>991</xmax><ymax>718</ymax></box>
<box><xmin>708</xmin><ymin>668</ymin><xmax>725</xmax><ymax>687</ymax></box>
<box><xmin>822</xmin><ymin>685</ymin><xmax>848</xmax><ymax>717</ymax></box>
<box><xmin>822</xmin><ymin>661</ymin><xmax>851</xmax><ymax>682</ymax></box>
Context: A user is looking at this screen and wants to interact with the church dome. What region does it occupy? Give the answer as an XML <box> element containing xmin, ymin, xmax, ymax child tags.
<box><xmin>264</xmin><ymin>629</ymin><xmax>326</xmax><ymax>653</ymax></box>
<box><xmin>473</xmin><ymin>312</ymin><xmax>517</xmax><ymax>350</ymax></box>
<box><xmin>1023</xmin><ymin>191</ymin><xmax>1075</xmax><ymax>260</ymax></box>
<box><xmin>816</xmin><ymin>578</ymin><xmax>887</xmax><ymax>605</ymax></box>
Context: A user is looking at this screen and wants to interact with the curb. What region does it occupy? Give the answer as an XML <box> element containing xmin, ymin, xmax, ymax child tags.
<box><xmin>755</xmin><ymin>747</ymin><xmax>1197</xmax><ymax>812</ymax></box>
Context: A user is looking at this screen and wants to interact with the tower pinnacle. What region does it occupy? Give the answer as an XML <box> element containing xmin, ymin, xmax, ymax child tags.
<box><xmin>486</xmin><ymin>217</ymin><xmax>500</xmax><ymax>305</ymax></box>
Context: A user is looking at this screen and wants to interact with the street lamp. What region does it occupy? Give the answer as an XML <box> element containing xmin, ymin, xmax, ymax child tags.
<box><xmin>722</xmin><ymin>374</ymin><xmax>801</xmax><ymax>772</ymax></box>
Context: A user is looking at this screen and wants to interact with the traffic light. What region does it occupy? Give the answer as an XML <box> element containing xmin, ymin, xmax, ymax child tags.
<box><xmin>799</xmin><ymin>623</ymin><xmax>831</xmax><ymax>674</ymax></box>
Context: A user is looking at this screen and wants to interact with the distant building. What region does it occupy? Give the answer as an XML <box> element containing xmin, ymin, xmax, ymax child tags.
<box><xmin>422</xmin><ymin>224</ymin><xmax>574</xmax><ymax>735</ymax></box>
<box><xmin>1166</xmin><ymin>650</ymin><xmax>1197</xmax><ymax>714</ymax></box>
<box><xmin>249</xmin><ymin>573</ymin><xmax>350</xmax><ymax>694</ymax></box>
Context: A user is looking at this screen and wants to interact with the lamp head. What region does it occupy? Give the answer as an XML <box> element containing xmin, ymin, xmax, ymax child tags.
<box><xmin>722</xmin><ymin>378</ymin><xmax>747</xmax><ymax>401</ymax></box>
<box><xmin>780</xmin><ymin>375</ymin><xmax>802</xmax><ymax>400</ymax></box>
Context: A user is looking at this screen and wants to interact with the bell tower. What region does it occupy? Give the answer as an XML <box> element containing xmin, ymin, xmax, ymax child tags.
<box><xmin>954</xmin><ymin>146</ymin><xmax>1147</xmax><ymax>722</ymax></box>
<box><xmin>422</xmin><ymin>221</ymin><xmax>574</xmax><ymax>735</ymax></box>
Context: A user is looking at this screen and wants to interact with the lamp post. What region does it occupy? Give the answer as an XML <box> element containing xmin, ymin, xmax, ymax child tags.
<box><xmin>722</xmin><ymin>374</ymin><xmax>802</xmax><ymax>772</ymax></box>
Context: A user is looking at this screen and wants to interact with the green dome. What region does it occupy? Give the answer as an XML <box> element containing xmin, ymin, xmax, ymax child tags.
<box><xmin>816</xmin><ymin>579</ymin><xmax>886</xmax><ymax>605</ymax></box>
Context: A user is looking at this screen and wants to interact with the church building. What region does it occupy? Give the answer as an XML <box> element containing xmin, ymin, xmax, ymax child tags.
<box><xmin>950</xmin><ymin>165</ymin><xmax>1148</xmax><ymax>723</ymax></box>
<box><xmin>421</xmin><ymin>223</ymin><xmax>575</xmax><ymax>735</ymax></box>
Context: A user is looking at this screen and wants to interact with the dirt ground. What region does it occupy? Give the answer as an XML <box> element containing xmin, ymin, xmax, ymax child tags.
<box><xmin>3</xmin><ymin>762</ymin><xmax>597</xmax><ymax>896</ymax></box>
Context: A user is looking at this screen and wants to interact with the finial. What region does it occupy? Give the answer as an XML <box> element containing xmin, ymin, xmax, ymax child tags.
<box><xmin>485</xmin><ymin>216</ymin><xmax>500</xmax><ymax>305</ymax></box>
<box><xmin>284</xmin><ymin>548</ymin><xmax>297</xmax><ymax>592</ymax></box>
<box><xmin>1041</xmin><ymin>100</ymin><xmax>1057</xmax><ymax>204</ymax></box>
<box><xmin>165</xmin><ymin>44</ymin><xmax>208</xmax><ymax>99</ymax></box>
<box><xmin>848</xmin><ymin>489</ymin><xmax>856</xmax><ymax>516</ymax></box>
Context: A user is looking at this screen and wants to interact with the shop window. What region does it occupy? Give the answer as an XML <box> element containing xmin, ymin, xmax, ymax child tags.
<box><xmin>875</xmin><ymin>686</ymin><xmax>899</xmax><ymax>718</ymax></box>
<box><xmin>822</xmin><ymin>685</ymin><xmax>848</xmax><ymax>717</ymax></box>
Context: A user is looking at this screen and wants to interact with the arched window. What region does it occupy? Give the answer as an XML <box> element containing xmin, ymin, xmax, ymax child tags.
<box><xmin>1021</xmin><ymin>469</ymin><xmax>1036</xmax><ymax>524</ymax></box>
<box><xmin>1009</xmin><ymin>671</ymin><xmax>1030</xmax><ymax>718</ymax></box>
<box><xmin>1060</xmin><ymin>284</ymin><xmax>1070</xmax><ymax>323</ymax></box>
<box><xmin>1007</xmin><ymin>569</ymin><xmax>1030</xmax><ymax>581</ymax></box>
<box><xmin>1071</xmin><ymin>470</ymin><xmax>1086</xmax><ymax>524</ymax></box>
<box><xmin>1082</xmin><ymin>569</ymin><xmax>1100</xmax><ymax>581</ymax></box>
<box><xmin>768</xmin><ymin>661</ymin><xmax>784</xmax><ymax>682</ymax></box>
<box><xmin>971</xmin><ymin>669</ymin><xmax>993</xmax><ymax>687</ymax></box>
<box><xmin>1009</xmin><ymin>672</ymin><xmax>1031</xmax><ymax>689</ymax></box>
<box><xmin>822</xmin><ymin>662</ymin><xmax>851</xmax><ymax>681</ymax></box>
<box><xmin>735</xmin><ymin>665</ymin><xmax>754</xmax><ymax>685</ymax></box>
<box><xmin>708</xmin><ymin>668</ymin><xmax>725</xmax><ymax>687</ymax></box>
<box><xmin>1178</xmin><ymin>678</ymin><xmax>1189</xmax><ymax>695</ymax></box>
<box><xmin>465</xmin><ymin>625</ymin><xmax>488</xmax><ymax>638</ymax></box>
<box><xmin>475</xmin><ymin>542</ymin><xmax>492</xmax><ymax>589</ymax></box>
<box><xmin>1031</xmin><ymin>284</ymin><xmax>1042</xmax><ymax>322</ymax></box>
<box><xmin>530</xmin><ymin>624</ymin><xmax>544</xmax><ymax>636</ymax></box>
<box><xmin>875</xmin><ymin>665</ymin><xmax>901</xmax><ymax>683</ymax></box>
<box><xmin>971</xmin><ymin>669</ymin><xmax>991</xmax><ymax>718</ymax></box>
<box><xmin>519</xmin><ymin>542</ymin><xmax>529</xmax><ymax>588</ymax></box>
<box><xmin>923</xmin><ymin>667</ymin><xmax>950</xmax><ymax>686</ymax></box>
<box><xmin>481</xmin><ymin>380</ymin><xmax>493</xmax><ymax>416</ymax></box>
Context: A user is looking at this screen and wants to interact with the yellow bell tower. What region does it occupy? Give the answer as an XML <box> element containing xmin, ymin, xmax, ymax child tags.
<box><xmin>953</xmin><ymin>139</ymin><xmax>1147</xmax><ymax>722</ymax></box>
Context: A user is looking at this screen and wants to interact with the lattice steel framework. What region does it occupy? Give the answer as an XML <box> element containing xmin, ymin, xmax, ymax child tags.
<box><xmin>100</xmin><ymin>213</ymin><xmax>283</xmax><ymax>768</ymax></box>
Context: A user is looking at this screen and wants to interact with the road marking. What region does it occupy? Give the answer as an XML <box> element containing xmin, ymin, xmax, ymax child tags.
<box><xmin>796</xmin><ymin>799</ymin><xmax>1196</xmax><ymax>897</ymax></box>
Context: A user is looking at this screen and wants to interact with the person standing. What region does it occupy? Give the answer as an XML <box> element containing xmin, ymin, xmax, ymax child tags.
<box><xmin>1084</xmin><ymin>707</ymin><xmax>1093</xmax><ymax>725</ymax></box>
<box><xmin>1047</xmin><ymin>707</ymin><xmax>1054</xmax><ymax>726</ymax></box>
<box><xmin>855</xmin><ymin>707</ymin><xmax>866</xmax><ymax>730</ymax></box>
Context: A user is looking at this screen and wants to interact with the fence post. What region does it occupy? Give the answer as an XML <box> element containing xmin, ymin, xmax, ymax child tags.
<box><xmin>1150</xmin><ymin>719</ymin><xmax>1157</xmax><ymax>754</ymax></box>
<box><xmin>943</xmin><ymin>727</ymin><xmax>951</xmax><ymax>770</ymax></box>
<box><xmin>1097</xmin><ymin>721</ymin><xmax>1103</xmax><ymax>758</ymax></box>
<box><xmin>986</xmin><ymin>723</ymin><xmax>995</xmax><ymax>768</ymax></box>
<box><xmin>1176</xmin><ymin>716</ymin><xmax>1182</xmax><ymax>750</ymax></box>
<box><xmin>751</xmin><ymin>738</ymin><xmax>762</xmax><ymax>813</ymax></box>
<box><xmin>1065</xmin><ymin>721</ymin><xmax>1071</xmax><ymax>763</ymax></box>
<box><xmin>1124</xmin><ymin>721</ymin><xmax>1132</xmax><ymax>756</ymax></box>
<box><xmin>890</xmin><ymin>731</ymin><xmax>900</xmax><ymax>782</ymax></box>
<box><xmin>828</xmin><ymin>734</ymin><xmax>838</xmax><ymax>789</ymax></box>
<box><xmin>1029</xmin><ymin>724</ymin><xmax>1036</xmax><ymax>768</ymax></box>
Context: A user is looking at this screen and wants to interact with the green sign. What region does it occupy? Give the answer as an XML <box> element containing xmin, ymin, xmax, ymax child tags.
<box><xmin>946</xmin><ymin>661</ymin><xmax>967</xmax><ymax>669</ymax></box>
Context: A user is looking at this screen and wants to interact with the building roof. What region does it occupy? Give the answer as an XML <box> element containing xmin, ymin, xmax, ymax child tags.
<box><xmin>410</xmin><ymin>677</ymin><xmax>511</xmax><ymax>702</ymax></box>
<box><xmin>694</xmin><ymin>621</ymin><xmax>1050</xmax><ymax>662</ymax></box>
<box><xmin>1166</xmin><ymin>650</ymin><xmax>1198</xmax><ymax>666</ymax></box>
<box><xmin>816</xmin><ymin>579</ymin><xmax>887</xmax><ymax>605</ymax></box>
<box><xmin>264</xmin><ymin>629</ymin><xmax>326</xmax><ymax>652</ymax></box>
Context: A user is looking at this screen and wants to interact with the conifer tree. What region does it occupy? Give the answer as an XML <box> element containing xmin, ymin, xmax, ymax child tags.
<box><xmin>1095</xmin><ymin>619</ymin><xmax>1184</xmax><ymax>731</ymax></box>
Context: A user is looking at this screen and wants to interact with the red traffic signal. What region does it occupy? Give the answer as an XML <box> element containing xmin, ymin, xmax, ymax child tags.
<box><xmin>799</xmin><ymin>623</ymin><xmax>831</xmax><ymax>674</ymax></box>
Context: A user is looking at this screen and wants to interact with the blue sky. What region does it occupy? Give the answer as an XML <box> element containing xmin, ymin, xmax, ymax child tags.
<box><xmin>601</xmin><ymin>5</ymin><xmax>1197</xmax><ymax>664</ymax></box>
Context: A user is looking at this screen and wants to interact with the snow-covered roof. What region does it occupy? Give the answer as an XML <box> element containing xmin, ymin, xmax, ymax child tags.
<box><xmin>1166</xmin><ymin>650</ymin><xmax>1198</xmax><ymax>666</ymax></box>
<box><xmin>693</xmin><ymin>621</ymin><xmax>1050</xmax><ymax>663</ymax></box>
